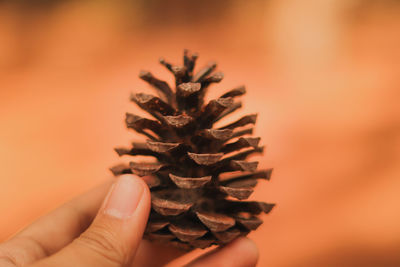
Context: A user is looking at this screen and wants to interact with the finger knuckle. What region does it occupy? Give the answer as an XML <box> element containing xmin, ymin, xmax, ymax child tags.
<box><xmin>76</xmin><ymin>224</ymin><xmax>126</xmax><ymax>265</ymax></box>
<box><xmin>0</xmin><ymin>237</ymin><xmax>48</xmax><ymax>267</ymax></box>
<box><xmin>0</xmin><ymin>252</ymin><xmax>17</xmax><ymax>267</ymax></box>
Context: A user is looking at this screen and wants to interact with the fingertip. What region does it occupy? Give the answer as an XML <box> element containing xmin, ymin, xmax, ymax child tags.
<box><xmin>231</xmin><ymin>237</ymin><xmax>259</xmax><ymax>266</ymax></box>
<box><xmin>186</xmin><ymin>237</ymin><xmax>259</xmax><ymax>267</ymax></box>
<box><xmin>133</xmin><ymin>175</ymin><xmax>152</xmax><ymax>213</ymax></box>
<box><xmin>119</xmin><ymin>174</ymin><xmax>151</xmax><ymax>193</ymax></box>
<box><xmin>116</xmin><ymin>174</ymin><xmax>151</xmax><ymax>207</ymax></box>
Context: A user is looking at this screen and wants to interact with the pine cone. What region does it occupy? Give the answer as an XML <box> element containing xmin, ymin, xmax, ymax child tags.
<box><xmin>111</xmin><ymin>50</ymin><xmax>274</xmax><ymax>250</ymax></box>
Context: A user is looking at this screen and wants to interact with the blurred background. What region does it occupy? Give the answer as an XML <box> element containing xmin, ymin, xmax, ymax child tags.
<box><xmin>1</xmin><ymin>0</ymin><xmax>400</xmax><ymax>266</ymax></box>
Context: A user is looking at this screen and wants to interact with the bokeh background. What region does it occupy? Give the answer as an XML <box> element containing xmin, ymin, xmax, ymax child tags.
<box><xmin>1</xmin><ymin>0</ymin><xmax>400</xmax><ymax>266</ymax></box>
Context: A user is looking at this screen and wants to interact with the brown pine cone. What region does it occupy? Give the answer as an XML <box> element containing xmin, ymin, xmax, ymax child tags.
<box><xmin>111</xmin><ymin>50</ymin><xmax>274</xmax><ymax>250</ymax></box>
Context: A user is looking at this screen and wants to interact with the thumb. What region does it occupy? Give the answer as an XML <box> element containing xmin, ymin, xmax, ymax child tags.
<box><xmin>35</xmin><ymin>174</ymin><xmax>151</xmax><ymax>267</ymax></box>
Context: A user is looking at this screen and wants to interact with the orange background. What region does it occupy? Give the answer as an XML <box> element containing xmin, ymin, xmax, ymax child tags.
<box><xmin>1</xmin><ymin>1</ymin><xmax>400</xmax><ymax>266</ymax></box>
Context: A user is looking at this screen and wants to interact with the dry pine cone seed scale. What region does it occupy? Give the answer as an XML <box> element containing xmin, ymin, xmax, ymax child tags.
<box><xmin>111</xmin><ymin>50</ymin><xmax>275</xmax><ymax>250</ymax></box>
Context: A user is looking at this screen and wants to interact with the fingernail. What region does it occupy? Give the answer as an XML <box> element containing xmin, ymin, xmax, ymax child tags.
<box><xmin>104</xmin><ymin>175</ymin><xmax>144</xmax><ymax>219</ymax></box>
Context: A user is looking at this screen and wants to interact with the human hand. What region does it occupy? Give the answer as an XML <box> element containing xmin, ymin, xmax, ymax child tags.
<box><xmin>0</xmin><ymin>175</ymin><xmax>259</xmax><ymax>267</ymax></box>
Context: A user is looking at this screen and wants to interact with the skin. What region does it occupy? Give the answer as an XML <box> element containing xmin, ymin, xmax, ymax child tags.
<box><xmin>0</xmin><ymin>175</ymin><xmax>259</xmax><ymax>267</ymax></box>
